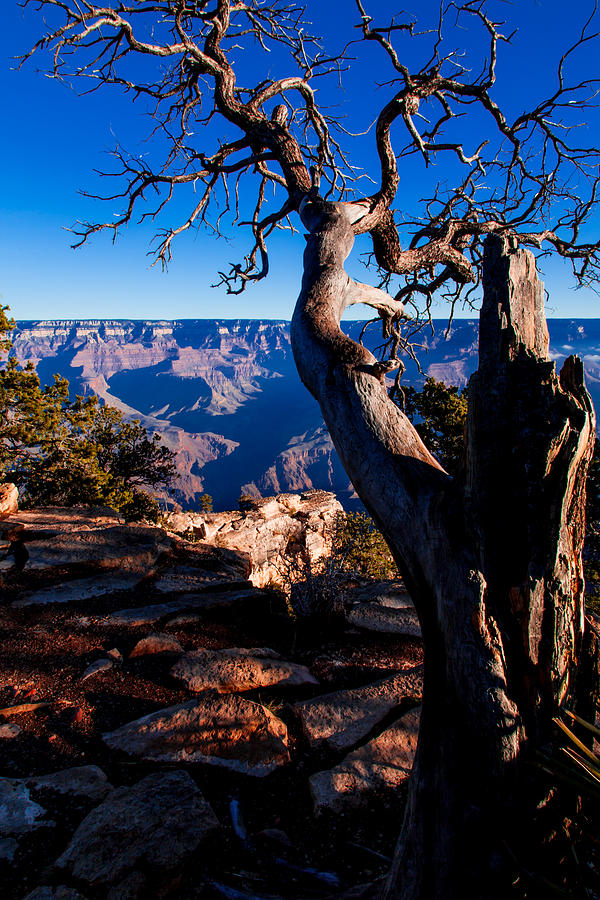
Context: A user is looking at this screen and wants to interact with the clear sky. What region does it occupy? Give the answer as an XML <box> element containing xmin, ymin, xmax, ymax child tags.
<box><xmin>2</xmin><ymin>0</ymin><xmax>599</xmax><ymax>321</ymax></box>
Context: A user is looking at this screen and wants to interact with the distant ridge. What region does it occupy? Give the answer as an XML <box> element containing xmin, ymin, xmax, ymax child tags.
<box><xmin>10</xmin><ymin>319</ymin><xmax>600</xmax><ymax>510</ymax></box>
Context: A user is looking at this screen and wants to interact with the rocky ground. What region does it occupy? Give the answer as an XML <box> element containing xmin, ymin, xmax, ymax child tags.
<box><xmin>0</xmin><ymin>497</ymin><xmax>423</xmax><ymax>900</ymax></box>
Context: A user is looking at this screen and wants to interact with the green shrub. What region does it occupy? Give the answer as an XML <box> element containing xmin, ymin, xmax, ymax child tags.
<box><xmin>333</xmin><ymin>511</ymin><xmax>396</xmax><ymax>579</ymax></box>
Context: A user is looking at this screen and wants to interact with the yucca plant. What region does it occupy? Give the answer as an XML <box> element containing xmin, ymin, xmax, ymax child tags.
<box><xmin>515</xmin><ymin>708</ymin><xmax>600</xmax><ymax>898</ymax></box>
<box><xmin>552</xmin><ymin>709</ymin><xmax>600</xmax><ymax>801</ymax></box>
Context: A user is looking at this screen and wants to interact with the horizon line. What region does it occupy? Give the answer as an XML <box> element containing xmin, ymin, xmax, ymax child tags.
<box><xmin>12</xmin><ymin>316</ymin><xmax>600</xmax><ymax>325</ymax></box>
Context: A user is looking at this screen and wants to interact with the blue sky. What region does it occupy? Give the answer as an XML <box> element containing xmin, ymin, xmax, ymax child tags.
<box><xmin>2</xmin><ymin>0</ymin><xmax>600</xmax><ymax>321</ymax></box>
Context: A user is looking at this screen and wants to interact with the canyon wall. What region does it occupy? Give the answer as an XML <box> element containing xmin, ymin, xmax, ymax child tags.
<box><xmin>10</xmin><ymin>319</ymin><xmax>600</xmax><ymax>510</ymax></box>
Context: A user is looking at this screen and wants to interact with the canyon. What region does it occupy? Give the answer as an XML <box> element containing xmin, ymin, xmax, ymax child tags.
<box><xmin>10</xmin><ymin>319</ymin><xmax>600</xmax><ymax>510</ymax></box>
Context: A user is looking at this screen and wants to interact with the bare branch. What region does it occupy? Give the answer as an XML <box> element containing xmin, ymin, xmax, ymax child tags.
<box><xmin>18</xmin><ymin>0</ymin><xmax>600</xmax><ymax>311</ymax></box>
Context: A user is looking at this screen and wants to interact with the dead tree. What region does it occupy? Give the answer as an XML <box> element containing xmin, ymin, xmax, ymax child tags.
<box><xmin>19</xmin><ymin>1</ymin><xmax>600</xmax><ymax>896</ymax></box>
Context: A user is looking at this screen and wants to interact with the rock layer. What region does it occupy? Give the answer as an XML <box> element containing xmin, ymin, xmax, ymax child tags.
<box><xmin>13</xmin><ymin>575</ymin><xmax>142</xmax><ymax>608</ymax></box>
<box><xmin>22</xmin><ymin>525</ymin><xmax>167</xmax><ymax>574</ymax></box>
<box><xmin>11</xmin><ymin>318</ymin><xmax>600</xmax><ymax>511</ymax></box>
<box><xmin>106</xmin><ymin>587</ymin><xmax>263</xmax><ymax>626</ymax></box>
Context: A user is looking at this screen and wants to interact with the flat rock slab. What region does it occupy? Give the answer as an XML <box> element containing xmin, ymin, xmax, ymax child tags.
<box><xmin>13</xmin><ymin>574</ymin><xmax>142</xmax><ymax>608</ymax></box>
<box><xmin>1</xmin><ymin>507</ymin><xmax>120</xmax><ymax>538</ymax></box>
<box><xmin>169</xmin><ymin>539</ymin><xmax>252</xmax><ymax>581</ymax></box>
<box><xmin>130</xmin><ymin>632</ymin><xmax>184</xmax><ymax>657</ymax></box>
<box><xmin>294</xmin><ymin>666</ymin><xmax>423</xmax><ymax>752</ymax></box>
<box><xmin>166</xmin><ymin>613</ymin><xmax>203</xmax><ymax>627</ymax></box>
<box><xmin>346</xmin><ymin>581</ymin><xmax>414</xmax><ymax>610</ymax></box>
<box><xmin>24</xmin><ymin>889</ymin><xmax>88</xmax><ymax>900</ymax></box>
<box><xmin>372</xmin><ymin>592</ymin><xmax>414</xmax><ymax>610</ymax></box>
<box><xmin>347</xmin><ymin>604</ymin><xmax>421</xmax><ymax>636</ymax></box>
<box><xmin>103</xmin><ymin>696</ymin><xmax>290</xmax><ymax>776</ymax></box>
<box><xmin>171</xmin><ymin>647</ymin><xmax>318</xmax><ymax>693</ymax></box>
<box><xmin>107</xmin><ymin>588</ymin><xmax>265</xmax><ymax>627</ymax></box>
<box><xmin>22</xmin><ymin>525</ymin><xmax>167</xmax><ymax>574</ymax></box>
<box><xmin>310</xmin><ymin>707</ymin><xmax>421</xmax><ymax>814</ymax></box>
<box><xmin>27</xmin><ymin>766</ymin><xmax>112</xmax><ymax>803</ymax></box>
<box><xmin>153</xmin><ymin>568</ymin><xmax>247</xmax><ymax>593</ymax></box>
<box><xmin>81</xmin><ymin>659</ymin><xmax>113</xmax><ymax>681</ymax></box>
<box><xmin>55</xmin><ymin>770</ymin><xmax>219</xmax><ymax>895</ymax></box>
<box><xmin>105</xmin><ymin>601</ymin><xmax>190</xmax><ymax>627</ymax></box>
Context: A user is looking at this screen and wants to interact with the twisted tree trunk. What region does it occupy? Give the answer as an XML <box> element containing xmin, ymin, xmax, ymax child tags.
<box><xmin>291</xmin><ymin>199</ymin><xmax>595</xmax><ymax>900</ymax></box>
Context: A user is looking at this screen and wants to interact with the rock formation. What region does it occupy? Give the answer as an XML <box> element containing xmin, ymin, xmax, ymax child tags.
<box><xmin>166</xmin><ymin>489</ymin><xmax>343</xmax><ymax>588</ymax></box>
<box><xmin>0</xmin><ymin>485</ymin><xmax>18</xmax><ymax>521</ymax></box>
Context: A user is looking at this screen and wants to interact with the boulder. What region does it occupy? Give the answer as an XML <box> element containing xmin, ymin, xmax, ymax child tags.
<box><xmin>171</xmin><ymin>647</ymin><xmax>318</xmax><ymax>693</ymax></box>
<box><xmin>0</xmin><ymin>483</ymin><xmax>18</xmax><ymax>520</ymax></box>
<box><xmin>54</xmin><ymin>771</ymin><xmax>219</xmax><ymax>896</ymax></box>
<box><xmin>310</xmin><ymin>707</ymin><xmax>421</xmax><ymax>813</ymax></box>
<box><xmin>103</xmin><ymin>696</ymin><xmax>290</xmax><ymax>776</ymax></box>
<box><xmin>0</xmin><ymin>723</ymin><xmax>21</xmax><ymax>739</ymax></box>
<box><xmin>129</xmin><ymin>633</ymin><xmax>183</xmax><ymax>657</ymax></box>
<box><xmin>27</xmin><ymin>766</ymin><xmax>112</xmax><ymax>803</ymax></box>
<box><xmin>0</xmin><ymin>778</ymin><xmax>48</xmax><ymax>837</ymax></box>
<box><xmin>1</xmin><ymin>507</ymin><xmax>120</xmax><ymax>538</ymax></box>
<box><xmin>294</xmin><ymin>666</ymin><xmax>423</xmax><ymax>752</ymax></box>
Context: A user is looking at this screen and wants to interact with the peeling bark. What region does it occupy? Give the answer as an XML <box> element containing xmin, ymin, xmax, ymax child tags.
<box><xmin>291</xmin><ymin>207</ymin><xmax>595</xmax><ymax>900</ymax></box>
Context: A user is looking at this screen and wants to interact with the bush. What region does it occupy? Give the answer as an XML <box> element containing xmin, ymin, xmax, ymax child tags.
<box><xmin>333</xmin><ymin>511</ymin><xmax>396</xmax><ymax>579</ymax></box>
<box><xmin>279</xmin><ymin>510</ymin><xmax>396</xmax><ymax>623</ymax></box>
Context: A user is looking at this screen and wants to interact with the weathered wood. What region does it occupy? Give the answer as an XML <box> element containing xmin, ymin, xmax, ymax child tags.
<box><xmin>291</xmin><ymin>211</ymin><xmax>595</xmax><ymax>900</ymax></box>
<box><xmin>467</xmin><ymin>236</ymin><xmax>594</xmax><ymax>725</ymax></box>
